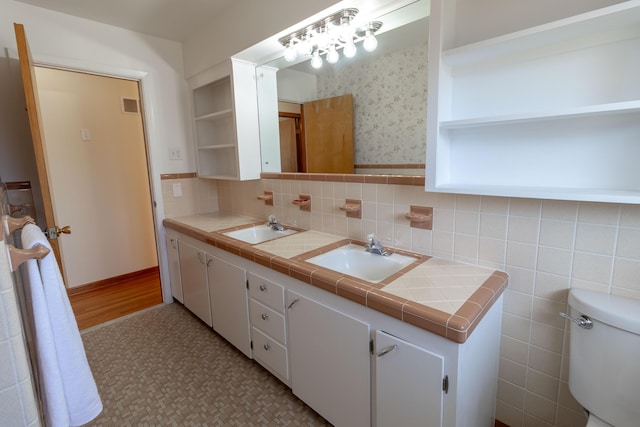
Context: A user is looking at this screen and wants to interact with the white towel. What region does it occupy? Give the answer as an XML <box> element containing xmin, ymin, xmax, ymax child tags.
<box><xmin>21</xmin><ymin>224</ymin><xmax>102</xmax><ymax>427</ymax></box>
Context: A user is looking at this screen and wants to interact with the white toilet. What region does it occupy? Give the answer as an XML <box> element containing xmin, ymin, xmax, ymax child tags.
<box><xmin>564</xmin><ymin>288</ymin><xmax>640</xmax><ymax>427</ymax></box>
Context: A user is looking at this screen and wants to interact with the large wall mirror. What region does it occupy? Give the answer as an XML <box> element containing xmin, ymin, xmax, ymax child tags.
<box><xmin>240</xmin><ymin>0</ymin><xmax>430</xmax><ymax>176</ymax></box>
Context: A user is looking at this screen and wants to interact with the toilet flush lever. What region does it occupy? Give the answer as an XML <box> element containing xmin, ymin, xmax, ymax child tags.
<box><xmin>560</xmin><ymin>312</ymin><xmax>593</xmax><ymax>329</ymax></box>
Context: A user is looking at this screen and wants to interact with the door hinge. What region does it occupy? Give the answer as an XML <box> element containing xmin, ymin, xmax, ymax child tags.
<box><xmin>442</xmin><ymin>375</ymin><xmax>449</xmax><ymax>394</ymax></box>
<box><xmin>246</xmin><ymin>279</ymin><xmax>249</xmax><ymax>289</ymax></box>
<box><xmin>250</xmin><ymin>340</ymin><xmax>253</xmax><ymax>350</ymax></box>
<box><xmin>369</xmin><ymin>339</ymin><xmax>374</xmax><ymax>355</ymax></box>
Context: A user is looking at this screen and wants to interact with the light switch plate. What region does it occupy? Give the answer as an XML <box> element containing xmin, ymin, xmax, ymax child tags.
<box><xmin>80</xmin><ymin>128</ymin><xmax>91</xmax><ymax>141</ymax></box>
<box><xmin>169</xmin><ymin>148</ymin><xmax>182</xmax><ymax>160</ymax></box>
<box><xmin>172</xmin><ymin>183</ymin><xmax>183</xmax><ymax>197</ymax></box>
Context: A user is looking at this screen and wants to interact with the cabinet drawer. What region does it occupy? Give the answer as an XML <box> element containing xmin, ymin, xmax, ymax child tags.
<box><xmin>248</xmin><ymin>273</ymin><xmax>284</xmax><ymax>312</ymax></box>
<box><xmin>252</xmin><ymin>327</ymin><xmax>289</xmax><ymax>382</ymax></box>
<box><xmin>250</xmin><ymin>299</ymin><xmax>286</xmax><ymax>344</ymax></box>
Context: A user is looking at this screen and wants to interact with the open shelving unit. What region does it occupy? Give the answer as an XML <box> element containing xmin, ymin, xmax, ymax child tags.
<box><xmin>190</xmin><ymin>59</ymin><xmax>261</xmax><ymax>181</ymax></box>
<box><xmin>426</xmin><ymin>0</ymin><xmax>640</xmax><ymax>203</ymax></box>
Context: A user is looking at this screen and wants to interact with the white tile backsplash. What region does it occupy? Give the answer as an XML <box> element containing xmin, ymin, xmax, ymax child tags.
<box><xmin>575</xmin><ymin>223</ymin><xmax>617</xmax><ymax>255</ymax></box>
<box><xmin>539</xmin><ymin>220</ymin><xmax>575</xmax><ymax>249</ymax></box>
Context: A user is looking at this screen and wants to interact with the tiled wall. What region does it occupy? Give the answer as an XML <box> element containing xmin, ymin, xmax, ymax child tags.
<box><xmin>212</xmin><ymin>176</ymin><xmax>640</xmax><ymax>427</ymax></box>
<box><xmin>161</xmin><ymin>175</ymin><xmax>220</xmax><ymax>218</ymax></box>
<box><xmin>0</xmin><ymin>239</ymin><xmax>41</xmax><ymax>426</ymax></box>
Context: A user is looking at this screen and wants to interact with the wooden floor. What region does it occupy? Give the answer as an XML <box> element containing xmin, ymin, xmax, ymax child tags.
<box><xmin>68</xmin><ymin>268</ymin><xmax>163</xmax><ymax>330</ymax></box>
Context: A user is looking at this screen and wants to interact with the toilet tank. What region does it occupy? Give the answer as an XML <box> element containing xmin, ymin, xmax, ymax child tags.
<box><xmin>567</xmin><ymin>289</ymin><xmax>640</xmax><ymax>427</ymax></box>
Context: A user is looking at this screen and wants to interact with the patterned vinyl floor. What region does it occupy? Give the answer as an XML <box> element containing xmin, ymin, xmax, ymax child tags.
<box><xmin>81</xmin><ymin>303</ymin><xmax>331</xmax><ymax>426</ymax></box>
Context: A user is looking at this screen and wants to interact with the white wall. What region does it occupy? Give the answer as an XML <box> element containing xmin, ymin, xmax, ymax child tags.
<box><xmin>0</xmin><ymin>0</ymin><xmax>193</xmax><ymax>300</ymax></box>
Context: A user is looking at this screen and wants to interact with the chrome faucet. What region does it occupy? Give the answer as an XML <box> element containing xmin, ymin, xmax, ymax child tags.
<box><xmin>365</xmin><ymin>234</ymin><xmax>390</xmax><ymax>256</ymax></box>
<box><xmin>266</xmin><ymin>215</ymin><xmax>284</xmax><ymax>231</ymax></box>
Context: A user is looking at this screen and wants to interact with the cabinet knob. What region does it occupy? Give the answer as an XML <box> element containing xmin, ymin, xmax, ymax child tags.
<box><xmin>263</xmin><ymin>343</ymin><xmax>271</xmax><ymax>351</ymax></box>
<box><xmin>259</xmin><ymin>284</ymin><xmax>267</xmax><ymax>291</ymax></box>
<box><xmin>261</xmin><ymin>313</ymin><xmax>269</xmax><ymax>320</ymax></box>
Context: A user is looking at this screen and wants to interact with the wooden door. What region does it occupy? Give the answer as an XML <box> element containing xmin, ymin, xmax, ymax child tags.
<box><xmin>13</xmin><ymin>23</ymin><xmax>65</xmax><ymax>274</ymax></box>
<box><xmin>303</xmin><ymin>94</ymin><xmax>354</xmax><ymax>173</ymax></box>
<box><xmin>278</xmin><ymin>117</ymin><xmax>298</xmax><ymax>172</ymax></box>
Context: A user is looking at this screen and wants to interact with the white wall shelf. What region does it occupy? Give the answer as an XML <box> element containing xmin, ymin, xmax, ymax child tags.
<box><xmin>189</xmin><ymin>59</ymin><xmax>261</xmax><ymax>181</ymax></box>
<box><xmin>195</xmin><ymin>109</ymin><xmax>233</xmax><ymax>121</ymax></box>
<box><xmin>439</xmin><ymin>101</ymin><xmax>640</xmax><ymax>129</ymax></box>
<box><xmin>198</xmin><ymin>144</ymin><xmax>237</xmax><ymax>150</ymax></box>
<box><xmin>427</xmin><ymin>0</ymin><xmax>640</xmax><ymax>203</ymax></box>
<box><xmin>441</xmin><ymin>1</ymin><xmax>640</xmax><ymax>67</ymax></box>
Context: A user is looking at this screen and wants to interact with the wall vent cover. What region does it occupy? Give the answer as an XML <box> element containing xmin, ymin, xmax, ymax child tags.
<box><xmin>121</xmin><ymin>97</ymin><xmax>139</xmax><ymax>114</ymax></box>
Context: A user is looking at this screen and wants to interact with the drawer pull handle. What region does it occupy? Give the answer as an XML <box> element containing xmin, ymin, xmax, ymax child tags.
<box><xmin>288</xmin><ymin>298</ymin><xmax>300</xmax><ymax>309</ymax></box>
<box><xmin>264</xmin><ymin>343</ymin><xmax>271</xmax><ymax>351</ymax></box>
<box><xmin>259</xmin><ymin>284</ymin><xmax>267</xmax><ymax>291</ymax></box>
<box><xmin>261</xmin><ymin>313</ymin><xmax>269</xmax><ymax>320</ymax></box>
<box><xmin>377</xmin><ymin>344</ymin><xmax>398</xmax><ymax>358</ymax></box>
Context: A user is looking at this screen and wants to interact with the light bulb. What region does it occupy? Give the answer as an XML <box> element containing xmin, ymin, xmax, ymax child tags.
<box><xmin>343</xmin><ymin>40</ymin><xmax>357</xmax><ymax>58</ymax></box>
<box><xmin>298</xmin><ymin>32</ymin><xmax>313</xmax><ymax>56</ymax></box>
<box><xmin>284</xmin><ymin>41</ymin><xmax>297</xmax><ymax>62</ymax></box>
<box><xmin>310</xmin><ymin>50</ymin><xmax>323</xmax><ymax>69</ymax></box>
<box><xmin>327</xmin><ymin>44</ymin><xmax>339</xmax><ymax>64</ymax></box>
<box><xmin>363</xmin><ymin>29</ymin><xmax>378</xmax><ymax>52</ymax></box>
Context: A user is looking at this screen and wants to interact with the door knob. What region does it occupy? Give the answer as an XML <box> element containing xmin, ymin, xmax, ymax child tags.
<box><xmin>56</xmin><ymin>225</ymin><xmax>71</xmax><ymax>235</ymax></box>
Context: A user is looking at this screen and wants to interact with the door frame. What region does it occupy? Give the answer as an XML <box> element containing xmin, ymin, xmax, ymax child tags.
<box><xmin>8</xmin><ymin>48</ymin><xmax>173</xmax><ymax>304</ymax></box>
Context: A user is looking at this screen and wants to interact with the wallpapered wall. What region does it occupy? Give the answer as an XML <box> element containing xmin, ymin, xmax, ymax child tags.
<box><xmin>317</xmin><ymin>41</ymin><xmax>428</xmax><ymax>166</ymax></box>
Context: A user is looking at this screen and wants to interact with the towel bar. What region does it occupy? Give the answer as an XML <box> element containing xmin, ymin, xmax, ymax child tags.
<box><xmin>8</xmin><ymin>243</ymin><xmax>50</xmax><ymax>271</ymax></box>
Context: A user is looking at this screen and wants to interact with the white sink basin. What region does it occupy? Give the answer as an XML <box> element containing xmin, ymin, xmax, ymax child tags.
<box><xmin>223</xmin><ymin>225</ymin><xmax>297</xmax><ymax>244</ymax></box>
<box><xmin>306</xmin><ymin>244</ymin><xmax>417</xmax><ymax>283</ymax></box>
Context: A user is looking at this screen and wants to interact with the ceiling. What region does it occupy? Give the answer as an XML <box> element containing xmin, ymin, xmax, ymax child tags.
<box><xmin>14</xmin><ymin>0</ymin><xmax>238</xmax><ymax>42</ymax></box>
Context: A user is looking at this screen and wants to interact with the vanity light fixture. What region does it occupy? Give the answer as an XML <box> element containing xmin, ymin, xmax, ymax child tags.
<box><xmin>278</xmin><ymin>8</ymin><xmax>382</xmax><ymax>69</ymax></box>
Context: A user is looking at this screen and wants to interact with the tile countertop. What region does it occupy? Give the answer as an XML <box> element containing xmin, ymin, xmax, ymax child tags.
<box><xmin>163</xmin><ymin>213</ymin><xmax>508</xmax><ymax>343</ymax></box>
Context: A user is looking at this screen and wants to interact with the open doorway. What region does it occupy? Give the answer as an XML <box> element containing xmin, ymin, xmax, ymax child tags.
<box><xmin>33</xmin><ymin>67</ymin><xmax>161</xmax><ymax>327</ymax></box>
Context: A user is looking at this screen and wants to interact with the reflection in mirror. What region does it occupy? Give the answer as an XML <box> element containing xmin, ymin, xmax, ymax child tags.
<box><xmin>256</xmin><ymin>0</ymin><xmax>430</xmax><ymax>176</ymax></box>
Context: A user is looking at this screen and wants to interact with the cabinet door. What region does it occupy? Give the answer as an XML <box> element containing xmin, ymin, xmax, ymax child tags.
<box><xmin>287</xmin><ymin>291</ymin><xmax>370</xmax><ymax>427</ymax></box>
<box><xmin>374</xmin><ymin>330</ymin><xmax>444</xmax><ymax>427</ymax></box>
<box><xmin>208</xmin><ymin>255</ymin><xmax>251</xmax><ymax>357</ymax></box>
<box><xmin>178</xmin><ymin>240</ymin><xmax>211</xmax><ymax>326</ymax></box>
<box><xmin>165</xmin><ymin>233</ymin><xmax>183</xmax><ymax>303</ymax></box>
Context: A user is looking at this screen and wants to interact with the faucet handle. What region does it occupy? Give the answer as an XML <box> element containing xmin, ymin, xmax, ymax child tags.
<box><xmin>367</xmin><ymin>233</ymin><xmax>378</xmax><ymax>244</ymax></box>
<box><xmin>268</xmin><ymin>214</ymin><xmax>277</xmax><ymax>223</ymax></box>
